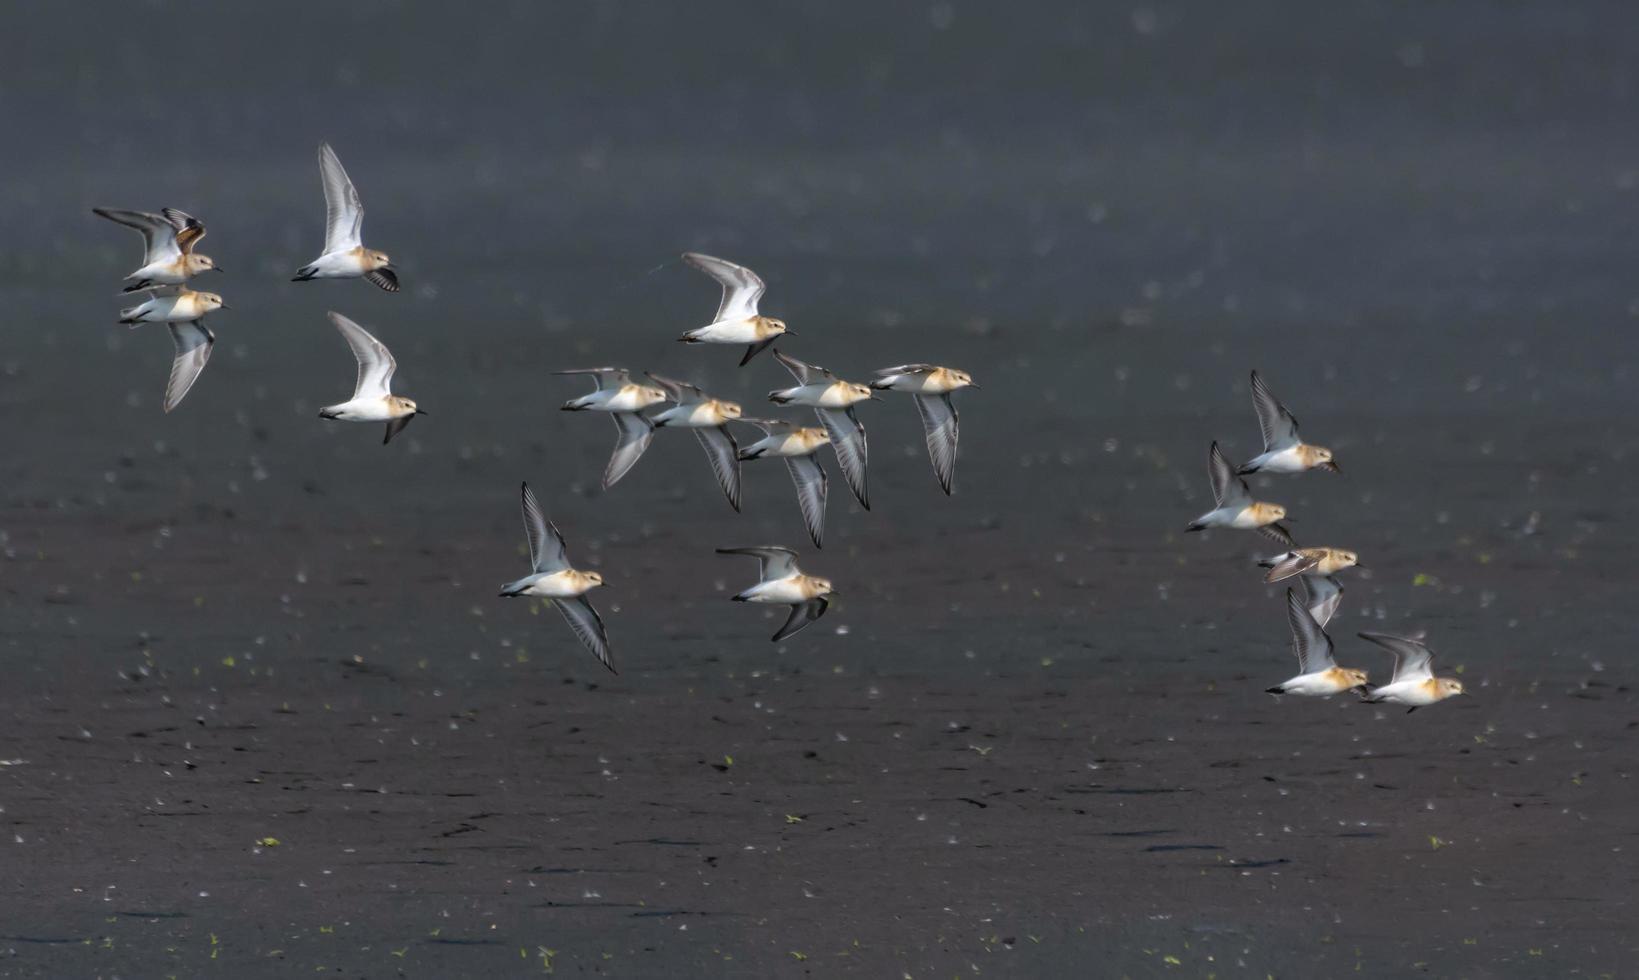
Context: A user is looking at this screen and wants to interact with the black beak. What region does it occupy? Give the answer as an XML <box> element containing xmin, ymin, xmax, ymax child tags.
<box><xmin>967</xmin><ymin>383</ymin><xmax>981</xmax><ymax>390</ymax></box>
<box><xmin>213</xmin><ymin>266</ymin><xmax>226</xmax><ymax>273</ymax></box>
<box><xmin>416</xmin><ymin>409</ymin><xmax>428</xmax><ymax>416</ymax></box>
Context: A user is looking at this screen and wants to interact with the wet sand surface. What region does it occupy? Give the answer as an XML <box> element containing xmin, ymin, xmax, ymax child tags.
<box><xmin>4</xmin><ymin>2</ymin><xmax>1639</xmax><ymax>976</ymax></box>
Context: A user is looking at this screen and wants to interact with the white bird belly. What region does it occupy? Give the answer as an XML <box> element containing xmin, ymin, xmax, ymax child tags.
<box><xmin>521</xmin><ymin>571</ymin><xmax>593</xmax><ymax>598</ymax></box>
<box><xmin>657</xmin><ymin>404</ymin><xmax>719</xmax><ymax>427</ymax></box>
<box><xmin>590</xmin><ymin>389</ymin><xmax>654</xmax><ymax>412</ymax></box>
<box><xmin>1229</xmin><ymin>507</ymin><xmax>1269</xmax><ymax>529</ymax></box>
<box><xmin>307</xmin><ymin>251</ymin><xmax>368</xmax><ymax>278</ymax></box>
<box><xmin>690</xmin><ymin>318</ymin><xmax>760</xmax><ymax>343</ymax></box>
<box><xmin>1372</xmin><ymin>680</ymin><xmax>1438</xmax><ymax>706</ymax></box>
<box><xmin>324</xmin><ymin>396</ymin><xmax>400</xmax><ymax>422</ymax></box>
<box><xmin>816</xmin><ymin>383</ymin><xmax>866</xmax><ymax>408</ymax></box>
<box><xmin>745</xmin><ymin>578</ymin><xmax>808</xmax><ymax>604</ymax></box>
<box><xmin>131</xmin><ymin>259</ymin><xmax>188</xmax><ymax>284</ymax></box>
<box><xmin>1280</xmin><ymin>671</ymin><xmax>1351</xmax><ymax>696</ymax></box>
<box><xmin>1257</xmin><ymin>447</ymin><xmax>1308</xmax><ymax>472</ymax></box>
<box><xmin>772</xmin><ymin>435</ymin><xmax>822</xmax><ymax>457</ymax></box>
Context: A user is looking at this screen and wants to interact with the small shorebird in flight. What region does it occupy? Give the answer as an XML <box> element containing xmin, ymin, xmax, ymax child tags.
<box><xmin>119</xmin><ymin>289</ymin><xmax>228</xmax><ymax>413</ymax></box>
<box><xmin>737</xmin><ymin>418</ymin><xmax>831</xmax><ymax>547</ymax></box>
<box><xmin>558</xmin><ymin>368</ymin><xmax>667</xmax><ymax>489</ymax></box>
<box><xmin>1185</xmin><ymin>442</ymin><xmax>1293</xmax><ymax>547</ymax></box>
<box><xmin>1357</xmin><ymin>632</ymin><xmax>1465</xmax><ymax>713</ymax></box>
<box><xmin>317</xmin><ymin>312</ymin><xmax>424</xmax><ymax>444</ymax></box>
<box><xmin>870</xmin><ymin>364</ymin><xmax>977</xmax><ymax>494</ymax></box>
<box><xmin>648</xmin><ymin>373</ymin><xmax>744</xmax><ymax>510</ymax></box>
<box><xmin>769</xmin><ymin>350</ymin><xmax>874</xmax><ymax>509</ymax></box>
<box><xmin>93</xmin><ymin>206</ymin><xmax>220</xmax><ymax>292</ymax></box>
<box><xmin>498</xmin><ymin>483</ymin><xmax>613</xmax><ymax>672</ymax></box>
<box><xmin>1239</xmin><ymin>370</ymin><xmax>1338</xmax><ymax>475</ymax></box>
<box><xmin>1266</xmin><ymin>588</ymin><xmax>1369</xmax><ymax>697</ymax></box>
<box><xmin>293</xmin><ymin>143</ymin><xmax>398</xmax><ymax>292</ymax></box>
<box><xmin>679</xmin><ymin>252</ymin><xmax>789</xmax><ymax>365</ymax></box>
<box><xmin>1260</xmin><ymin>546</ymin><xmax>1359</xmax><ymax>627</ymax></box>
<box><xmin>118</xmin><ymin>288</ymin><xmax>227</xmax><ymax>327</ymax></box>
<box><xmin>717</xmin><ymin>546</ymin><xmax>836</xmax><ymax>642</ymax></box>
<box><xmin>1260</xmin><ymin>547</ymin><xmax>1360</xmax><ymax>583</ymax></box>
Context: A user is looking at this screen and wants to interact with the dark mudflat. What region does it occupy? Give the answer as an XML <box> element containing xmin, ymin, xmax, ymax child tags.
<box><xmin>2</xmin><ymin>1</ymin><xmax>1636</xmax><ymax>976</ymax></box>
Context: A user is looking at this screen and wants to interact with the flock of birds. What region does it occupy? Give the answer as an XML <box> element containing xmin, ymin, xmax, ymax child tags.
<box><xmin>92</xmin><ymin>144</ymin><xmax>978</xmax><ymax>673</ymax></box>
<box><xmin>1186</xmin><ymin>373</ymin><xmax>1467</xmax><ymax>711</ymax></box>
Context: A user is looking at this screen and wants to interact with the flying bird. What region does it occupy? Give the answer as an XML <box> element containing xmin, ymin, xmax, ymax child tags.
<box><xmin>118</xmin><ymin>288</ymin><xmax>227</xmax><ymax>327</ymax></box>
<box><xmin>92</xmin><ymin>206</ymin><xmax>220</xmax><ymax>292</ymax></box>
<box><xmin>316</xmin><ymin>312</ymin><xmax>424</xmax><ymax>444</ymax></box>
<box><xmin>498</xmin><ymin>483</ymin><xmax>613</xmax><ymax>672</ymax></box>
<box><xmin>870</xmin><ymin>364</ymin><xmax>977</xmax><ymax>494</ymax></box>
<box><xmin>648</xmin><ymin>373</ymin><xmax>744</xmax><ymax>510</ymax></box>
<box><xmin>558</xmin><ymin>368</ymin><xmax>667</xmax><ymax>489</ymax></box>
<box><xmin>1259</xmin><ymin>547</ymin><xmax>1360</xmax><ymax>583</ymax></box>
<box><xmin>769</xmin><ymin>350</ymin><xmax>873</xmax><ymax>509</ymax></box>
<box><xmin>118</xmin><ymin>289</ymin><xmax>228</xmax><ymax>413</ymax></box>
<box><xmin>1185</xmin><ymin>442</ymin><xmax>1293</xmax><ymax>547</ymax></box>
<box><xmin>1265</xmin><ymin>588</ymin><xmax>1369</xmax><ymax>697</ymax></box>
<box><xmin>1357</xmin><ymin>632</ymin><xmax>1466</xmax><ymax>713</ymax></box>
<box><xmin>678</xmin><ymin>252</ymin><xmax>789</xmax><ymax>365</ymax></box>
<box><xmin>1239</xmin><ymin>370</ymin><xmax>1338</xmax><ymax>475</ymax></box>
<box><xmin>737</xmin><ymin>418</ymin><xmax>831</xmax><ymax>547</ymax></box>
<box><xmin>293</xmin><ymin>143</ymin><xmax>398</xmax><ymax>292</ymax></box>
<box><xmin>717</xmin><ymin>546</ymin><xmax>836</xmax><ymax>642</ymax></box>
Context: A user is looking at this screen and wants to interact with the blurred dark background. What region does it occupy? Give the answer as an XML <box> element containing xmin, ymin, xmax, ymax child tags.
<box><xmin>2</xmin><ymin>2</ymin><xmax>1637</xmax><ymax>975</ymax></box>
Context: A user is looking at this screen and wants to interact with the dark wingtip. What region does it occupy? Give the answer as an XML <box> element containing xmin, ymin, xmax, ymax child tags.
<box><xmin>1265</xmin><ymin>687</ymin><xmax>1284</xmax><ymax>695</ymax></box>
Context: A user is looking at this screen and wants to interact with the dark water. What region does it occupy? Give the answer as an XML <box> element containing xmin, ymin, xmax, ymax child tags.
<box><xmin>2</xmin><ymin>1</ymin><xmax>1637</xmax><ymax>976</ymax></box>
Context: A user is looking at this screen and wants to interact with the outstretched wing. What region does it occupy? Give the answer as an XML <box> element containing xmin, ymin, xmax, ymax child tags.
<box><xmin>913</xmin><ymin>393</ymin><xmax>959</xmax><ymax>494</ymax></box>
<box><xmin>556</xmin><ymin>595</ymin><xmax>614</xmax><ymax>673</ymax></box>
<box><xmin>1302</xmin><ymin>575</ymin><xmax>1343</xmax><ymax>629</ymax></box>
<box><xmin>162</xmin><ymin>207</ymin><xmax>207</xmax><ymax>255</ymax></box>
<box><xmin>818</xmin><ymin>407</ymin><xmax>869</xmax><ymax>510</ymax></box>
<box><xmin>772</xmin><ymin>596</ymin><xmax>829</xmax><ymax>642</ymax></box>
<box><xmin>716</xmin><ymin>546</ymin><xmax>800</xmax><ymax>582</ymax></box>
<box><xmin>557</xmin><ymin>367</ymin><xmax>629</xmax><ymax>390</ymax></box>
<box><xmin>1358</xmin><ymin>632</ymin><xmax>1435</xmax><ymax>684</ymax></box>
<box><xmin>785</xmin><ymin>455</ymin><xmax>827</xmax><ymax>548</ymax></box>
<box><xmin>328</xmin><ymin>311</ymin><xmax>397</xmax><ymax>399</ymax></box>
<box><xmin>1208</xmin><ymin>441</ymin><xmax>1251</xmax><ymax>508</ymax></box>
<box><xmin>318</xmin><ymin>142</ymin><xmax>365</xmax><ymax>253</ymax></box>
<box><xmin>93</xmin><ymin>207</ymin><xmax>181</xmax><ymax>265</ymax></box>
<box><xmin>1259</xmin><ymin>523</ymin><xmax>1295</xmax><ymax>549</ymax></box>
<box><xmin>1263</xmin><ymin>550</ymin><xmax>1320</xmax><ymax>583</ymax></box>
<box><xmin>646</xmin><ymin>372</ymin><xmax>709</xmax><ymax>404</ymax></box>
<box><xmin>520</xmin><ymin>482</ymin><xmax>570</xmax><ymax>573</ymax></box>
<box><xmin>693</xmin><ymin>426</ymin><xmax>741</xmax><ymax>511</ymax></box>
<box><xmin>682</xmin><ymin>252</ymin><xmax>766</xmax><ymax>321</ymax></box>
<box><xmin>774</xmin><ymin>349</ymin><xmax>837</xmax><ymax>385</ymax></box>
<box><xmin>1250</xmin><ymin>370</ymin><xmax>1301</xmax><ymax>451</ymax></box>
<box><xmin>604</xmin><ymin>412</ymin><xmax>655</xmax><ymax>488</ymax></box>
<box><xmin>1285</xmin><ymin>588</ymin><xmax>1336</xmax><ymax>673</ymax></box>
<box><xmin>875</xmin><ymin>363</ymin><xmax>936</xmax><ymax>377</ymax></box>
<box><xmin>164</xmin><ymin>321</ymin><xmax>215</xmax><ymax>413</ymax></box>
